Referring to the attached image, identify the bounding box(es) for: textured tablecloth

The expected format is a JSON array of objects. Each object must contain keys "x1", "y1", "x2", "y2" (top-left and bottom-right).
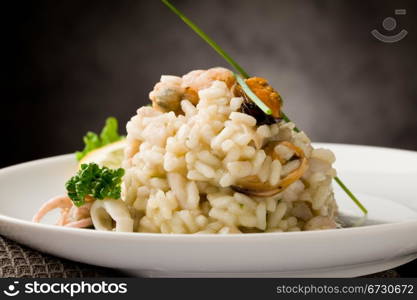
[
  {"x1": 0, "y1": 236, "x2": 121, "y2": 278},
  {"x1": 0, "y1": 235, "x2": 400, "y2": 278}
]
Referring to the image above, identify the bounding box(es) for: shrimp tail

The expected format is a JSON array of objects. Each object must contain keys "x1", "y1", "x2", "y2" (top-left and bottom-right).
[
  {"x1": 64, "y1": 217, "x2": 93, "y2": 228},
  {"x1": 32, "y1": 195, "x2": 73, "y2": 223}
]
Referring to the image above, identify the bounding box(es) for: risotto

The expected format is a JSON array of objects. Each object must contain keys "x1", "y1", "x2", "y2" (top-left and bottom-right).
[
  {"x1": 33, "y1": 67, "x2": 339, "y2": 234},
  {"x1": 33, "y1": 0, "x2": 365, "y2": 234},
  {"x1": 121, "y1": 67, "x2": 338, "y2": 234}
]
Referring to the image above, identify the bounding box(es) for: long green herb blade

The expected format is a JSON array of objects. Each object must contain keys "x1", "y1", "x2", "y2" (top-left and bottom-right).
[
  {"x1": 281, "y1": 112, "x2": 300, "y2": 133},
  {"x1": 161, "y1": 0, "x2": 367, "y2": 215},
  {"x1": 161, "y1": 0, "x2": 249, "y2": 78},
  {"x1": 235, "y1": 74, "x2": 272, "y2": 115},
  {"x1": 334, "y1": 176, "x2": 368, "y2": 214}
]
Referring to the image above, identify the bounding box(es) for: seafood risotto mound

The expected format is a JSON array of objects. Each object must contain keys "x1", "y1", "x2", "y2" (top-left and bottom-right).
[{"x1": 122, "y1": 68, "x2": 338, "y2": 234}]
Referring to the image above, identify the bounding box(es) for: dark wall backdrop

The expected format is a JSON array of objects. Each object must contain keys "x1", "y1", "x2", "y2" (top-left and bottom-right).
[{"x1": 5, "y1": 0, "x2": 417, "y2": 168}]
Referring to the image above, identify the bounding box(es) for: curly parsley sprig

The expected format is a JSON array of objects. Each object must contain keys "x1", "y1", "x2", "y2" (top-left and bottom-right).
[{"x1": 65, "y1": 163, "x2": 125, "y2": 207}]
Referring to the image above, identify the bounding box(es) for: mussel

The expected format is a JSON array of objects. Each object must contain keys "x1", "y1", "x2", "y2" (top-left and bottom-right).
[
  {"x1": 232, "y1": 141, "x2": 308, "y2": 197},
  {"x1": 234, "y1": 77, "x2": 283, "y2": 125}
]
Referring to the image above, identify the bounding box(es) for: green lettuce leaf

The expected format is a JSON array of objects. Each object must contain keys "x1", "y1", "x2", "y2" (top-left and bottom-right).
[{"x1": 75, "y1": 117, "x2": 123, "y2": 161}]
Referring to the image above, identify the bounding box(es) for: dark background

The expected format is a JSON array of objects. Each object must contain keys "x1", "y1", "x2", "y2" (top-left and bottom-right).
[
  {"x1": 5, "y1": 0, "x2": 417, "y2": 168},
  {"x1": 3, "y1": 0, "x2": 417, "y2": 276}
]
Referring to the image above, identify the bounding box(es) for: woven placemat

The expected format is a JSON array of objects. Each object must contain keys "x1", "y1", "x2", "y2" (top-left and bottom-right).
[
  {"x1": 0, "y1": 235, "x2": 399, "y2": 278},
  {"x1": 0, "y1": 236, "x2": 122, "y2": 278}
]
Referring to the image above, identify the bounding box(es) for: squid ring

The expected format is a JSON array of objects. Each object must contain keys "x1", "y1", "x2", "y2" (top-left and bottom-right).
[{"x1": 90, "y1": 198, "x2": 134, "y2": 232}]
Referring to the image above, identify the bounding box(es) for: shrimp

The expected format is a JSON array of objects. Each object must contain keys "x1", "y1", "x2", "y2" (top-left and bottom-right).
[
  {"x1": 33, "y1": 195, "x2": 94, "y2": 228},
  {"x1": 64, "y1": 217, "x2": 93, "y2": 228},
  {"x1": 149, "y1": 67, "x2": 235, "y2": 114},
  {"x1": 72, "y1": 201, "x2": 93, "y2": 220},
  {"x1": 182, "y1": 67, "x2": 235, "y2": 91},
  {"x1": 32, "y1": 195, "x2": 73, "y2": 224}
]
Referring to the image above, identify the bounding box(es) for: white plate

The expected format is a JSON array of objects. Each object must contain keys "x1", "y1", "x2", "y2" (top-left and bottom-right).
[{"x1": 1, "y1": 143, "x2": 417, "y2": 277}]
